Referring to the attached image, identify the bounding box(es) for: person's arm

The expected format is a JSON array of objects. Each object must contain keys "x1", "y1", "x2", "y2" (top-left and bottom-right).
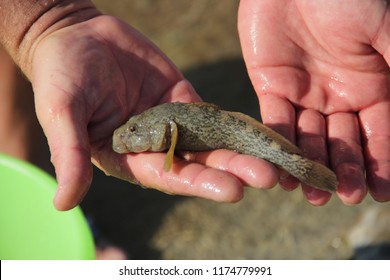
[{"x1": 0, "y1": 0, "x2": 98, "y2": 76}]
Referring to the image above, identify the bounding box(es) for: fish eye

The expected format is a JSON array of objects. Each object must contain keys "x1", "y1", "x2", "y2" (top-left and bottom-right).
[{"x1": 129, "y1": 125, "x2": 136, "y2": 133}]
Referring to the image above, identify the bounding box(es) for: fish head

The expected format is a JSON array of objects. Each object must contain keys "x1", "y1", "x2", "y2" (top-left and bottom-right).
[{"x1": 112, "y1": 116, "x2": 171, "y2": 154}]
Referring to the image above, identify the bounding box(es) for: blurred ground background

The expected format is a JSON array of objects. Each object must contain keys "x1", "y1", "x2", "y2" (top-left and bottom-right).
[{"x1": 80, "y1": 0, "x2": 390, "y2": 259}]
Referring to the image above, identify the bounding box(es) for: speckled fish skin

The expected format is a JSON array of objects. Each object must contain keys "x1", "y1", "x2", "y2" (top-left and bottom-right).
[{"x1": 113, "y1": 102, "x2": 338, "y2": 192}]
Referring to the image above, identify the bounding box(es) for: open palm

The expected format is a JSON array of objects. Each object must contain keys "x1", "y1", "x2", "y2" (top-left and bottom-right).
[{"x1": 239, "y1": 0, "x2": 390, "y2": 205}]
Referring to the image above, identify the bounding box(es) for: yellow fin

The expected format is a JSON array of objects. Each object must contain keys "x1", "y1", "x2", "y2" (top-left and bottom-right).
[
  {"x1": 226, "y1": 111, "x2": 302, "y2": 155},
  {"x1": 164, "y1": 120, "x2": 178, "y2": 171}
]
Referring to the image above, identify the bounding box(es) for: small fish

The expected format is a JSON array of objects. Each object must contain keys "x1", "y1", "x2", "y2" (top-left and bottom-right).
[{"x1": 112, "y1": 102, "x2": 337, "y2": 192}]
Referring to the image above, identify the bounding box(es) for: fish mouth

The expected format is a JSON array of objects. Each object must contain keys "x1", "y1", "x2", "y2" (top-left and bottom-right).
[
  {"x1": 112, "y1": 134, "x2": 152, "y2": 154},
  {"x1": 112, "y1": 134, "x2": 128, "y2": 154}
]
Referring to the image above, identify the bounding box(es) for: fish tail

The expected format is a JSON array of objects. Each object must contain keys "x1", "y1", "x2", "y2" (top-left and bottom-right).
[
  {"x1": 300, "y1": 159, "x2": 338, "y2": 192},
  {"x1": 276, "y1": 154, "x2": 338, "y2": 192}
]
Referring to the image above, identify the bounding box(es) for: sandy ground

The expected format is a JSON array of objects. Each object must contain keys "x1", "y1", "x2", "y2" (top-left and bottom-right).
[{"x1": 79, "y1": 0, "x2": 390, "y2": 259}]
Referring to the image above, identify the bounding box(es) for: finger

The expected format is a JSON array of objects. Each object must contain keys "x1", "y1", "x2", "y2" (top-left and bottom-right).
[
  {"x1": 259, "y1": 94, "x2": 300, "y2": 190},
  {"x1": 359, "y1": 102, "x2": 390, "y2": 201},
  {"x1": 35, "y1": 96, "x2": 93, "y2": 211},
  {"x1": 159, "y1": 79, "x2": 202, "y2": 104},
  {"x1": 327, "y1": 112, "x2": 367, "y2": 204},
  {"x1": 296, "y1": 109, "x2": 332, "y2": 206},
  {"x1": 93, "y1": 146, "x2": 245, "y2": 202},
  {"x1": 180, "y1": 149, "x2": 279, "y2": 189}
]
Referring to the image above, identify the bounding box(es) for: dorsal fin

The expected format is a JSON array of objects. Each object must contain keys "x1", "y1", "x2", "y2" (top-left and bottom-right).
[
  {"x1": 226, "y1": 111, "x2": 302, "y2": 155},
  {"x1": 190, "y1": 102, "x2": 221, "y2": 110}
]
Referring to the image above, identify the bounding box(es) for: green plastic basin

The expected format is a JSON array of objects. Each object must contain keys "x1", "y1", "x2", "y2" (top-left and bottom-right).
[{"x1": 0, "y1": 153, "x2": 95, "y2": 259}]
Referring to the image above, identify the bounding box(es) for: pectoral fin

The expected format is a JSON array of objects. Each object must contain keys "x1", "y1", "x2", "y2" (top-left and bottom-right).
[{"x1": 164, "y1": 120, "x2": 178, "y2": 171}]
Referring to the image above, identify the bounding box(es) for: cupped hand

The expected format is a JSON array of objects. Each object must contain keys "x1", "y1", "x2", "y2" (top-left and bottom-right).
[
  {"x1": 238, "y1": 0, "x2": 390, "y2": 205},
  {"x1": 29, "y1": 15, "x2": 279, "y2": 210}
]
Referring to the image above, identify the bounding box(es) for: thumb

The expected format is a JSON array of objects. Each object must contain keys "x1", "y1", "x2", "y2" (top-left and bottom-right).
[{"x1": 35, "y1": 90, "x2": 93, "y2": 211}]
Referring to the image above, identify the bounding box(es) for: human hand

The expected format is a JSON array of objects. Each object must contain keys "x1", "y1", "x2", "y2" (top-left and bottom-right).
[
  {"x1": 28, "y1": 14, "x2": 279, "y2": 210},
  {"x1": 238, "y1": 0, "x2": 390, "y2": 205}
]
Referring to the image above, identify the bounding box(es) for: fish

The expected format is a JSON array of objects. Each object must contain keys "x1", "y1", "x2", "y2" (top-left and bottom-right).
[{"x1": 112, "y1": 102, "x2": 338, "y2": 192}]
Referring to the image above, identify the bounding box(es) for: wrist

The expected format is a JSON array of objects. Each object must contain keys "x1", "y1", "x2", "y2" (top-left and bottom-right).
[{"x1": 0, "y1": 0, "x2": 100, "y2": 77}]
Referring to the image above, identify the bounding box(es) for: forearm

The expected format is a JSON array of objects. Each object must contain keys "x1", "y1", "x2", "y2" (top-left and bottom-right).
[{"x1": 0, "y1": 0, "x2": 99, "y2": 76}]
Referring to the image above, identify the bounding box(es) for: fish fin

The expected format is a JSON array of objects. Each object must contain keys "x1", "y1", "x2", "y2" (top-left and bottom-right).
[
  {"x1": 226, "y1": 111, "x2": 302, "y2": 155},
  {"x1": 305, "y1": 160, "x2": 338, "y2": 192},
  {"x1": 164, "y1": 120, "x2": 178, "y2": 172},
  {"x1": 191, "y1": 102, "x2": 222, "y2": 110}
]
